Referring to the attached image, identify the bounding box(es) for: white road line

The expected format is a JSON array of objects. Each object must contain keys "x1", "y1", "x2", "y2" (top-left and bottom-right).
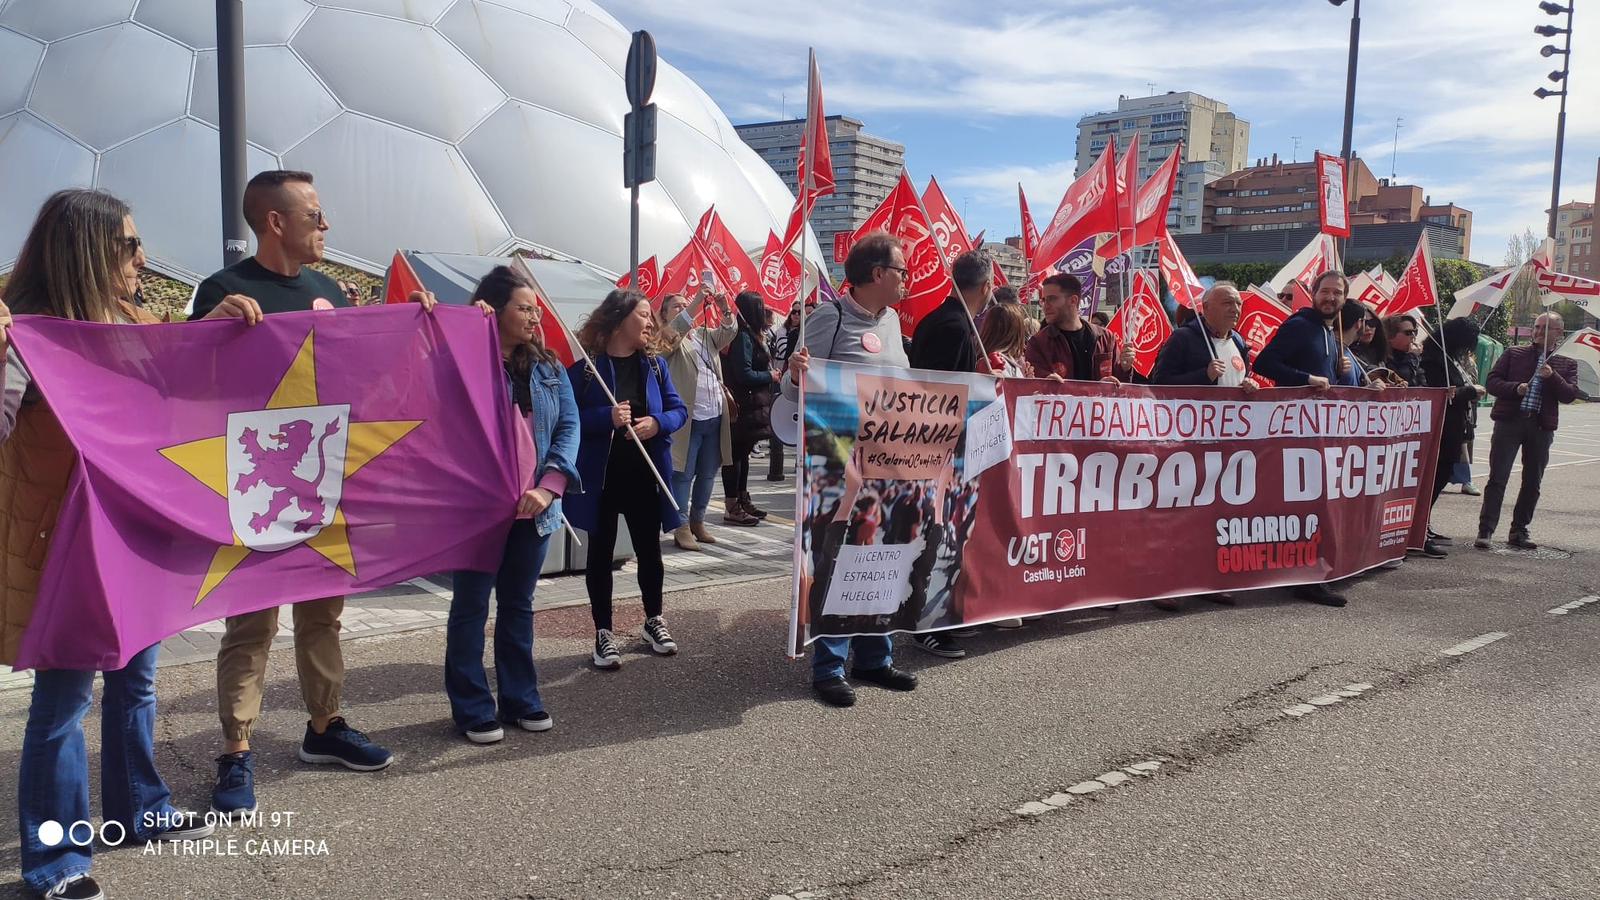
[
  {"x1": 1548, "y1": 595, "x2": 1600, "y2": 615},
  {"x1": 1439, "y1": 632, "x2": 1509, "y2": 656},
  {"x1": 1013, "y1": 760, "x2": 1164, "y2": 817},
  {"x1": 1281, "y1": 682, "x2": 1375, "y2": 718}
]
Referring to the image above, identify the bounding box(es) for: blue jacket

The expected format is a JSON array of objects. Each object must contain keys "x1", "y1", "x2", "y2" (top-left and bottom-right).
[
  {"x1": 524, "y1": 360, "x2": 582, "y2": 538},
  {"x1": 1254, "y1": 308, "x2": 1341, "y2": 387},
  {"x1": 566, "y1": 354, "x2": 688, "y2": 533},
  {"x1": 1151, "y1": 317, "x2": 1252, "y2": 386}
]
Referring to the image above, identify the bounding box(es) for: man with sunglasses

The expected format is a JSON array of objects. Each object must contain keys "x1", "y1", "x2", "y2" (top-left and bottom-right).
[{"x1": 189, "y1": 170, "x2": 388, "y2": 821}]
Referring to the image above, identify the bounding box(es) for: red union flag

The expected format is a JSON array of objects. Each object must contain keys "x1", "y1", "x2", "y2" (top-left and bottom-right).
[
  {"x1": 1158, "y1": 234, "x2": 1205, "y2": 309},
  {"x1": 382, "y1": 250, "x2": 425, "y2": 304},
  {"x1": 1033, "y1": 142, "x2": 1119, "y2": 274},
  {"x1": 1109, "y1": 133, "x2": 1141, "y2": 249},
  {"x1": 1105, "y1": 272, "x2": 1171, "y2": 377},
  {"x1": 921, "y1": 176, "x2": 978, "y2": 268},
  {"x1": 760, "y1": 230, "x2": 803, "y2": 310},
  {"x1": 510, "y1": 257, "x2": 579, "y2": 367},
  {"x1": 1240, "y1": 285, "x2": 1291, "y2": 362},
  {"x1": 614, "y1": 255, "x2": 660, "y2": 298},
  {"x1": 1377, "y1": 232, "x2": 1437, "y2": 317},
  {"x1": 795, "y1": 49, "x2": 835, "y2": 214},
  {"x1": 695, "y1": 207, "x2": 769, "y2": 305},
  {"x1": 1099, "y1": 142, "x2": 1182, "y2": 258},
  {"x1": 1316, "y1": 152, "x2": 1350, "y2": 238},
  {"x1": 833, "y1": 230, "x2": 852, "y2": 265},
  {"x1": 1270, "y1": 234, "x2": 1335, "y2": 295},
  {"x1": 850, "y1": 169, "x2": 953, "y2": 332},
  {"x1": 1347, "y1": 269, "x2": 1389, "y2": 309}
]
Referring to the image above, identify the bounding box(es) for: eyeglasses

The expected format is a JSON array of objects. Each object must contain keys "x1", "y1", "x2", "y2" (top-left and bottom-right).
[
  {"x1": 880, "y1": 264, "x2": 909, "y2": 276},
  {"x1": 121, "y1": 235, "x2": 143, "y2": 255},
  {"x1": 282, "y1": 209, "x2": 327, "y2": 227}
]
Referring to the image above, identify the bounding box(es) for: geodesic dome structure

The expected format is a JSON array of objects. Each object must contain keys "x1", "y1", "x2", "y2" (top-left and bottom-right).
[{"x1": 0, "y1": 0, "x2": 815, "y2": 282}]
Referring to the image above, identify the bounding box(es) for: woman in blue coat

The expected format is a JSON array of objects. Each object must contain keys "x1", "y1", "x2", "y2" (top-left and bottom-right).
[
  {"x1": 445, "y1": 266, "x2": 581, "y2": 744},
  {"x1": 567, "y1": 289, "x2": 688, "y2": 669}
]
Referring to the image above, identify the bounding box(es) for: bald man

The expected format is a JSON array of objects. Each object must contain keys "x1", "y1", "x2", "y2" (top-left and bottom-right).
[
  {"x1": 1151, "y1": 282, "x2": 1260, "y2": 392},
  {"x1": 1475, "y1": 312, "x2": 1580, "y2": 551}
]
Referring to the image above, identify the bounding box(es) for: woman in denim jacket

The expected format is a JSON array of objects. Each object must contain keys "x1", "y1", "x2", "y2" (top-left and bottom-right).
[{"x1": 445, "y1": 266, "x2": 580, "y2": 744}]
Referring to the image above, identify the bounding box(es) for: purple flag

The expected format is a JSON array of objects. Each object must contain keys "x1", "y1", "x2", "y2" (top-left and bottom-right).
[{"x1": 9, "y1": 305, "x2": 521, "y2": 670}]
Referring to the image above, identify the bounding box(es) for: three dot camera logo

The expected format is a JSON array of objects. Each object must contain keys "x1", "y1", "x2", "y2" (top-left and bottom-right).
[{"x1": 38, "y1": 810, "x2": 329, "y2": 858}]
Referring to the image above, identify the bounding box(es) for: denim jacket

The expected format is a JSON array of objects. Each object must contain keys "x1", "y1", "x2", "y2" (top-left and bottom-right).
[{"x1": 524, "y1": 360, "x2": 582, "y2": 537}]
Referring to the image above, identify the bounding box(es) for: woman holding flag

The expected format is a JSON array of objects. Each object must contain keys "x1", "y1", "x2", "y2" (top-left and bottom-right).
[
  {"x1": 443, "y1": 265, "x2": 580, "y2": 745},
  {"x1": 569, "y1": 290, "x2": 688, "y2": 669},
  {"x1": 2, "y1": 190, "x2": 221, "y2": 900}
]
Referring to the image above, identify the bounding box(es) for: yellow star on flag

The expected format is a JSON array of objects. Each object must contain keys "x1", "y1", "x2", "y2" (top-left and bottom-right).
[{"x1": 160, "y1": 330, "x2": 420, "y2": 606}]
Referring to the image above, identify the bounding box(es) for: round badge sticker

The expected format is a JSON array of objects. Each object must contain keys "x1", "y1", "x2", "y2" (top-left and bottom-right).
[
  {"x1": 861, "y1": 332, "x2": 882, "y2": 353},
  {"x1": 1232, "y1": 355, "x2": 1246, "y2": 372},
  {"x1": 312, "y1": 298, "x2": 334, "y2": 310}
]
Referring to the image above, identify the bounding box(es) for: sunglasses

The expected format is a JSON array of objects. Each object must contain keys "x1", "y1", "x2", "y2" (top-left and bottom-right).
[{"x1": 121, "y1": 235, "x2": 143, "y2": 254}]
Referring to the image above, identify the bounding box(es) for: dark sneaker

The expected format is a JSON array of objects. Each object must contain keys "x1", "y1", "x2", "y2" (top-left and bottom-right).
[
  {"x1": 812, "y1": 676, "x2": 856, "y2": 707},
  {"x1": 950, "y1": 627, "x2": 981, "y2": 638},
  {"x1": 43, "y1": 875, "x2": 102, "y2": 900},
  {"x1": 593, "y1": 629, "x2": 621, "y2": 669},
  {"x1": 152, "y1": 810, "x2": 216, "y2": 842},
  {"x1": 298, "y1": 717, "x2": 393, "y2": 771},
  {"x1": 464, "y1": 721, "x2": 504, "y2": 745},
  {"x1": 851, "y1": 665, "x2": 918, "y2": 691},
  {"x1": 211, "y1": 750, "x2": 256, "y2": 815},
  {"x1": 1292, "y1": 583, "x2": 1348, "y2": 607},
  {"x1": 1508, "y1": 534, "x2": 1538, "y2": 550},
  {"x1": 1410, "y1": 540, "x2": 1448, "y2": 559},
  {"x1": 722, "y1": 504, "x2": 759, "y2": 526},
  {"x1": 514, "y1": 711, "x2": 553, "y2": 732},
  {"x1": 1473, "y1": 536, "x2": 1491, "y2": 550},
  {"x1": 1151, "y1": 597, "x2": 1183, "y2": 612},
  {"x1": 1205, "y1": 592, "x2": 1237, "y2": 606},
  {"x1": 913, "y1": 633, "x2": 967, "y2": 659},
  {"x1": 642, "y1": 616, "x2": 678, "y2": 655},
  {"x1": 1426, "y1": 529, "x2": 1454, "y2": 546}
]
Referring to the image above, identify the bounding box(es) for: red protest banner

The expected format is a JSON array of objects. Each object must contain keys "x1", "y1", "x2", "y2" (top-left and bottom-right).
[
  {"x1": 1239, "y1": 286, "x2": 1291, "y2": 361},
  {"x1": 791, "y1": 360, "x2": 1445, "y2": 645},
  {"x1": 833, "y1": 230, "x2": 852, "y2": 266},
  {"x1": 1105, "y1": 271, "x2": 1170, "y2": 377},
  {"x1": 922, "y1": 176, "x2": 978, "y2": 268}
]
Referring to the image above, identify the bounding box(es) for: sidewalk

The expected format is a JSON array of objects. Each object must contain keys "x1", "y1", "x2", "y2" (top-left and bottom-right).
[{"x1": 0, "y1": 477, "x2": 797, "y2": 691}]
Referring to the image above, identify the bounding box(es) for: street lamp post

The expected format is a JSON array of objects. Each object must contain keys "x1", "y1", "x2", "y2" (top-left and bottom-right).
[
  {"x1": 1330, "y1": 0, "x2": 1360, "y2": 260},
  {"x1": 1537, "y1": 1, "x2": 1576, "y2": 239}
]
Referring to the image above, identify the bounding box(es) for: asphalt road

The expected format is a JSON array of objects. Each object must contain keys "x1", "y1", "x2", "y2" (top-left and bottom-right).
[{"x1": 1, "y1": 406, "x2": 1598, "y2": 900}]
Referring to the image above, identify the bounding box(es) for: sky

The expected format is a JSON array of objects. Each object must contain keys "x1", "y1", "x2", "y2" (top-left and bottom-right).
[{"x1": 604, "y1": 0, "x2": 1599, "y2": 265}]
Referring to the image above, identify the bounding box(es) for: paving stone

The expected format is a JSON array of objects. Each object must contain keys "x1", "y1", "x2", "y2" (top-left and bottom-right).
[
  {"x1": 1066, "y1": 781, "x2": 1104, "y2": 795},
  {"x1": 1096, "y1": 771, "x2": 1130, "y2": 787}
]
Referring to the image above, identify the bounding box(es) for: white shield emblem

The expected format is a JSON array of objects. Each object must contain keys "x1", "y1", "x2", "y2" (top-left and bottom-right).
[{"x1": 225, "y1": 405, "x2": 351, "y2": 551}]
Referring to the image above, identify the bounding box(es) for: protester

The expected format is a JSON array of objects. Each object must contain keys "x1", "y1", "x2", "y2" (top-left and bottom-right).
[
  {"x1": 1253, "y1": 270, "x2": 1359, "y2": 606},
  {"x1": 3, "y1": 189, "x2": 216, "y2": 900},
  {"x1": 1148, "y1": 282, "x2": 1257, "y2": 611},
  {"x1": 190, "y1": 170, "x2": 392, "y2": 818},
  {"x1": 1351, "y1": 307, "x2": 1387, "y2": 370},
  {"x1": 441, "y1": 266, "x2": 579, "y2": 744},
  {"x1": 993, "y1": 285, "x2": 1019, "y2": 306},
  {"x1": 1089, "y1": 310, "x2": 1111, "y2": 328},
  {"x1": 1450, "y1": 343, "x2": 1484, "y2": 495},
  {"x1": 1336, "y1": 299, "x2": 1383, "y2": 387},
  {"x1": 783, "y1": 231, "x2": 920, "y2": 707},
  {"x1": 722, "y1": 291, "x2": 777, "y2": 526},
  {"x1": 1026, "y1": 274, "x2": 1133, "y2": 383},
  {"x1": 657, "y1": 288, "x2": 736, "y2": 547},
  {"x1": 767, "y1": 303, "x2": 804, "y2": 481},
  {"x1": 1416, "y1": 317, "x2": 1485, "y2": 557},
  {"x1": 1382, "y1": 315, "x2": 1426, "y2": 387},
  {"x1": 1475, "y1": 312, "x2": 1579, "y2": 551},
  {"x1": 1023, "y1": 314, "x2": 1041, "y2": 340},
  {"x1": 979, "y1": 301, "x2": 1033, "y2": 377},
  {"x1": 568, "y1": 290, "x2": 689, "y2": 668},
  {"x1": 906, "y1": 250, "x2": 1000, "y2": 656}
]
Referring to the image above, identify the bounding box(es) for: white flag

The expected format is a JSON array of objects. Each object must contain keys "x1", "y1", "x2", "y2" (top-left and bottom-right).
[{"x1": 1447, "y1": 264, "x2": 1523, "y2": 319}]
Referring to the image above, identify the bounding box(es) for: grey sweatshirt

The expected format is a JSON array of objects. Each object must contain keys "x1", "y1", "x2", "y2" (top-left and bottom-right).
[{"x1": 781, "y1": 292, "x2": 908, "y2": 399}]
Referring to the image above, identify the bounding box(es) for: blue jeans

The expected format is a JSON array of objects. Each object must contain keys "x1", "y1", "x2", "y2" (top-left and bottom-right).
[
  {"x1": 446, "y1": 519, "x2": 552, "y2": 731},
  {"x1": 19, "y1": 643, "x2": 178, "y2": 893},
  {"x1": 811, "y1": 635, "x2": 893, "y2": 682},
  {"x1": 672, "y1": 415, "x2": 722, "y2": 522}
]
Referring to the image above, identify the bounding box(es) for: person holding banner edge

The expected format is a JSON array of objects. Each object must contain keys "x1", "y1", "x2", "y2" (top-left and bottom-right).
[
  {"x1": 784, "y1": 231, "x2": 921, "y2": 708},
  {"x1": 568, "y1": 290, "x2": 689, "y2": 669},
  {"x1": 1025, "y1": 274, "x2": 1133, "y2": 384}
]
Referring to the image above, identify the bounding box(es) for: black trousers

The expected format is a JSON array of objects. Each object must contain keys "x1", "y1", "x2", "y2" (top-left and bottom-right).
[
  {"x1": 1477, "y1": 414, "x2": 1555, "y2": 540},
  {"x1": 585, "y1": 466, "x2": 665, "y2": 631}
]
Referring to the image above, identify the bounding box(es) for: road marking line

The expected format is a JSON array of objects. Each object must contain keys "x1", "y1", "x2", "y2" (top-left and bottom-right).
[
  {"x1": 1014, "y1": 760, "x2": 1164, "y2": 817},
  {"x1": 1548, "y1": 595, "x2": 1600, "y2": 615},
  {"x1": 1439, "y1": 632, "x2": 1509, "y2": 656}
]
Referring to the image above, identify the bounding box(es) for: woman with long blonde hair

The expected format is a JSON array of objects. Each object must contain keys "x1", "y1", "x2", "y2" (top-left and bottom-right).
[
  {"x1": 978, "y1": 301, "x2": 1034, "y2": 377},
  {"x1": 655, "y1": 287, "x2": 738, "y2": 547}
]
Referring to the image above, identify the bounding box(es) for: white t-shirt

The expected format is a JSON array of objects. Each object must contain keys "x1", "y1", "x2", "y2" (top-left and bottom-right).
[
  {"x1": 688, "y1": 333, "x2": 722, "y2": 421},
  {"x1": 1211, "y1": 335, "x2": 1247, "y2": 388}
]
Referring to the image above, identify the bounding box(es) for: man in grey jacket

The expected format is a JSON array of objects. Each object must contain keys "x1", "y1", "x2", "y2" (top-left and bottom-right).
[{"x1": 784, "y1": 231, "x2": 921, "y2": 708}]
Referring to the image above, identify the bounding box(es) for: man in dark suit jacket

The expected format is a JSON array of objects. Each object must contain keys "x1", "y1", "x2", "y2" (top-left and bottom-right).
[{"x1": 1151, "y1": 282, "x2": 1261, "y2": 393}]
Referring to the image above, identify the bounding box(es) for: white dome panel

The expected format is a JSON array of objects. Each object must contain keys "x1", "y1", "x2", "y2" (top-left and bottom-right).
[
  {"x1": 652, "y1": 62, "x2": 729, "y2": 146},
  {"x1": 462, "y1": 101, "x2": 687, "y2": 268},
  {"x1": 0, "y1": 28, "x2": 44, "y2": 116},
  {"x1": 30, "y1": 24, "x2": 191, "y2": 150},
  {"x1": 310, "y1": 0, "x2": 455, "y2": 24},
  {"x1": 135, "y1": 0, "x2": 315, "y2": 50},
  {"x1": 97, "y1": 118, "x2": 278, "y2": 280},
  {"x1": 469, "y1": 0, "x2": 569, "y2": 25},
  {"x1": 563, "y1": 5, "x2": 627, "y2": 77},
  {"x1": 292, "y1": 8, "x2": 504, "y2": 142},
  {"x1": 191, "y1": 46, "x2": 341, "y2": 153},
  {"x1": 0, "y1": 113, "x2": 96, "y2": 269},
  {"x1": 0, "y1": 0, "x2": 134, "y2": 42},
  {"x1": 652, "y1": 112, "x2": 779, "y2": 252},
  {"x1": 284, "y1": 112, "x2": 511, "y2": 262},
  {"x1": 438, "y1": 0, "x2": 621, "y2": 135}
]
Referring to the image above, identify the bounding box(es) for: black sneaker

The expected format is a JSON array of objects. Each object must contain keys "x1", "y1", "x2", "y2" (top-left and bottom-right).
[
  {"x1": 43, "y1": 875, "x2": 102, "y2": 900},
  {"x1": 1426, "y1": 529, "x2": 1454, "y2": 547},
  {"x1": 1508, "y1": 534, "x2": 1538, "y2": 550},
  {"x1": 593, "y1": 629, "x2": 621, "y2": 669},
  {"x1": 464, "y1": 721, "x2": 504, "y2": 744},
  {"x1": 152, "y1": 809, "x2": 216, "y2": 842},
  {"x1": 298, "y1": 717, "x2": 394, "y2": 771},
  {"x1": 1410, "y1": 540, "x2": 1448, "y2": 559},
  {"x1": 913, "y1": 633, "x2": 966, "y2": 659},
  {"x1": 513, "y1": 711, "x2": 553, "y2": 732},
  {"x1": 642, "y1": 616, "x2": 678, "y2": 655},
  {"x1": 851, "y1": 665, "x2": 918, "y2": 691},
  {"x1": 210, "y1": 750, "x2": 256, "y2": 815},
  {"x1": 1292, "y1": 583, "x2": 1348, "y2": 607},
  {"x1": 1473, "y1": 535, "x2": 1492, "y2": 550},
  {"x1": 812, "y1": 676, "x2": 856, "y2": 707},
  {"x1": 1205, "y1": 592, "x2": 1237, "y2": 606}
]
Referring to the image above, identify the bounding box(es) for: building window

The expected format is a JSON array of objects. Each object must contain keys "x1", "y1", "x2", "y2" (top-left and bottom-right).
[{"x1": 1185, "y1": 216, "x2": 1197, "y2": 227}]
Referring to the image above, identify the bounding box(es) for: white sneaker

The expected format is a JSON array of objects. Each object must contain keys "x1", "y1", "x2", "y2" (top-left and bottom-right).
[
  {"x1": 593, "y1": 629, "x2": 621, "y2": 668},
  {"x1": 993, "y1": 618, "x2": 1025, "y2": 629},
  {"x1": 465, "y1": 723, "x2": 504, "y2": 744}
]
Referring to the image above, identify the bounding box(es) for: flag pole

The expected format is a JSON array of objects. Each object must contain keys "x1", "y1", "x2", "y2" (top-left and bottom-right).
[{"x1": 786, "y1": 47, "x2": 820, "y2": 659}]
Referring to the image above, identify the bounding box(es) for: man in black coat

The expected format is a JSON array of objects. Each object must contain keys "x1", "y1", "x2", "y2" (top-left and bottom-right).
[{"x1": 1151, "y1": 282, "x2": 1261, "y2": 393}]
